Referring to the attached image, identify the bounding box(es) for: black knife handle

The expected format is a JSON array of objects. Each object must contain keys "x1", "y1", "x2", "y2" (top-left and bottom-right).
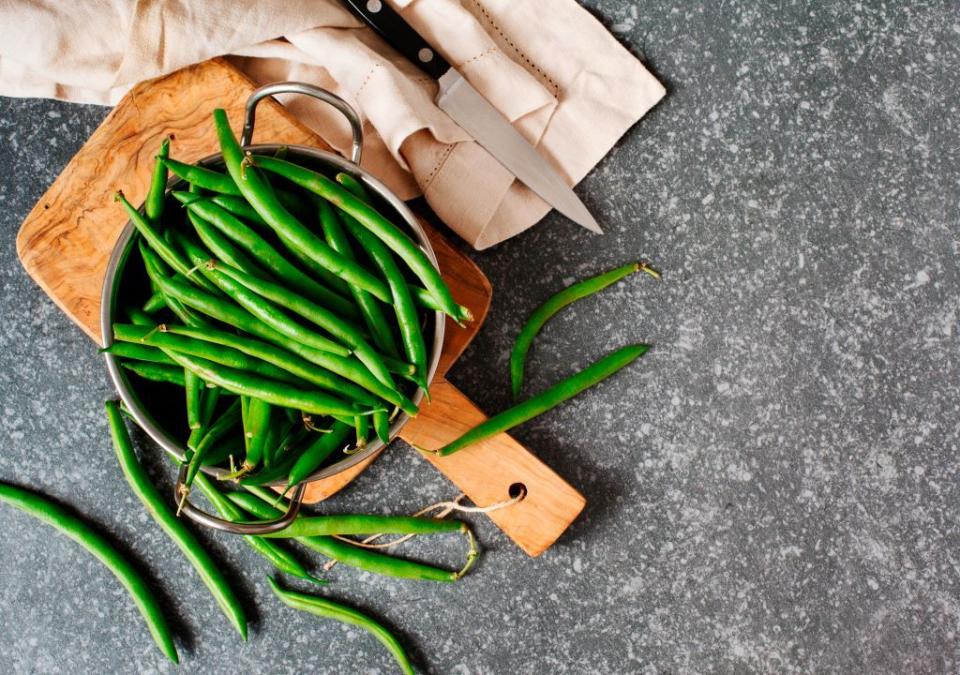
[{"x1": 341, "y1": 0, "x2": 451, "y2": 80}]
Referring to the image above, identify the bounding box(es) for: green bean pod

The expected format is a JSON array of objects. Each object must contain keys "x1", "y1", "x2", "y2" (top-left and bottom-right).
[
  {"x1": 285, "y1": 421, "x2": 353, "y2": 487},
  {"x1": 509, "y1": 261, "x2": 659, "y2": 400},
  {"x1": 192, "y1": 473, "x2": 323, "y2": 585},
  {"x1": 163, "y1": 158, "x2": 242, "y2": 195},
  {"x1": 121, "y1": 360, "x2": 186, "y2": 386},
  {"x1": 259, "y1": 513, "x2": 464, "y2": 538},
  {"x1": 0, "y1": 481, "x2": 179, "y2": 663},
  {"x1": 231, "y1": 489, "x2": 459, "y2": 582},
  {"x1": 268, "y1": 577, "x2": 414, "y2": 675},
  {"x1": 186, "y1": 398, "x2": 242, "y2": 485},
  {"x1": 105, "y1": 401, "x2": 248, "y2": 640},
  {"x1": 242, "y1": 397, "x2": 273, "y2": 472},
  {"x1": 144, "y1": 137, "x2": 170, "y2": 224},
  {"x1": 102, "y1": 341, "x2": 176, "y2": 365},
  {"x1": 185, "y1": 369, "x2": 203, "y2": 431},
  {"x1": 142, "y1": 291, "x2": 167, "y2": 313},
  {"x1": 435, "y1": 343, "x2": 651, "y2": 456},
  {"x1": 187, "y1": 209, "x2": 271, "y2": 279}
]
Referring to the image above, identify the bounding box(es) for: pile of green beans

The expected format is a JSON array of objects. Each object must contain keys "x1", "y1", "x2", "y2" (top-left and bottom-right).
[{"x1": 108, "y1": 115, "x2": 465, "y2": 490}]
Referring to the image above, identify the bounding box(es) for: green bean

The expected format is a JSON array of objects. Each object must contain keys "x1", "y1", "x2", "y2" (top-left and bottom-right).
[
  {"x1": 151, "y1": 278, "x2": 417, "y2": 415},
  {"x1": 211, "y1": 260, "x2": 396, "y2": 388},
  {"x1": 165, "y1": 350, "x2": 375, "y2": 418},
  {"x1": 285, "y1": 421, "x2": 353, "y2": 486},
  {"x1": 242, "y1": 397, "x2": 273, "y2": 473},
  {"x1": 268, "y1": 577, "x2": 414, "y2": 675},
  {"x1": 510, "y1": 262, "x2": 659, "y2": 400},
  {"x1": 121, "y1": 360, "x2": 185, "y2": 386},
  {"x1": 128, "y1": 306, "x2": 155, "y2": 326},
  {"x1": 113, "y1": 324, "x2": 306, "y2": 386},
  {"x1": 212, "y1": 109, "x2": 394, "y2": 302},
  {"x1": 145, "y1": 137, "x2": 170, "y2": 224},
  {"x1": 192, "y1": 386, "x2": 224, "y2": 451},
  {"x1": 0, "y1": 482, "x2": 179, "y2": 663},
  {"x1": 250, "y1": 158, "x2": 460, "y2": 321},
  {"x1": 187, "y1": 209, "x2": 271, "y2": 278},
  {"x1": 433, "y1": 344, "x2": 651, "y2": 456},
  {"x1": 335, "y1": 176, "x2": 428, "y2": 393},
  {"x1": 186, "y1": 398, "x2": 242, "y2": 485},
  {"x1": 174, "y1": 193, "x2": 360, "y2": 320},
  {"x1": 142, "y1": 291, "x2": 167, "y2": 313},
  {"x1": 372, "y1": 409, "x2": 390, "y2": 444},
  {"x1": 233, "y1": 490, "x2": 462, "y2": 582},
  {"x1": 209, "y1": 194, "x2": 266, "y2": 224},
  {"x1": 185, "y1": 369, "x2": 203, "y2": 431},
  {"x1": 259, "y1": 513, "x2": 464, "y2": 538},
  {"x1": 266, "y1": 423, "x2": 307, "y2": 468},
  {"x1": 116, "y1": 191, "x2": 218, "y2": 293},
  {"x1": 175, "y1": 232, "x2": 351, "y2": 357},
  {"x1": 163, "y1": 158, "x2": 242, "y2": 195},
  {"x1": 101, "y1": 341, "x2": 176, "y2": 365},
  {"x1": 317, "y1": 197, "x2": 400, "y2": 359},
  {"x1": 105, "y1": 400, "x2": 248, "y2": 640},
  {"x1": 192, "y1": 473, "x2": 323, "y2": 585}
]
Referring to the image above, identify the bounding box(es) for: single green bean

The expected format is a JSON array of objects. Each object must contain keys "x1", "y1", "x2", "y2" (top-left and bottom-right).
[
  {"x1": 185, "y1": 369, "x2": 203, "y2": 431},
  {"x1": 372, "y1": 409, "x2": 390, "y2": 444},
  {"x1": 209, "y1": 193, "x2": 266, "y2": 224},
  {"x1": 212, "y1": 110, "x2": 394, "y2": 303},
  {"x1": 241, "y1": 397, "x2": 273, "y2": 473},
  {"x1": 116, "y1": 191, "x2": 217, "y2": 293},
  {"x1": 285, "y1": 421, "x2": 353, "y2": 486},
  {"x1": 317, "y1": 197, "x2": 400, "y2": 359},
  {"x1": 259, "y1": 513, "x2": 464, "y2": 538},
  {"x1": 0, "y1": 481, "x2": 179, "y2": 663},
  {"x1": 142, "y1": 291, "x2": 167, "y2": 313},
  {"x1": 192, "y1": 473, "x2": 323, "y2": 585},
  {"x1": 268, "y1": 577, "x2": 415, "y2": 675},
  {"x1": 105, "y1": 400, "x2": 247, "y2": 640},
  {"x1": 163, "y1": 158, "x2": 242, "y2": 195},
  {"x1": 232, "y1": 490, "x2": 459, "y2": 582},
  {"x1": 433, "y1": 344, "x2": 651, "y2": 456},
  {"x1": 139, "y1": 241, "x2": 211, "y2": 328},
  {"x1": 101, "y1": 341, "x2": 176, "y2": 365},
  {"x1": 144, "y1": 137, "x2": 170, "y2": 224},
  {"x1": 121, "y1": 360, "x2": 185, "y2": 386},
  {"x1": 211, "y1": 260, "x2": 396, "y2": 388},
  {"x1": 509, "y1": 262, "x2": 659, "y2": 400}
]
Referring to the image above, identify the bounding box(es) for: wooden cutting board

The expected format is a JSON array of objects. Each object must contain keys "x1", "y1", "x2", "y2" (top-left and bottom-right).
[{"x1": 16, "y1": 58, "x2": 584, "y2": 557}]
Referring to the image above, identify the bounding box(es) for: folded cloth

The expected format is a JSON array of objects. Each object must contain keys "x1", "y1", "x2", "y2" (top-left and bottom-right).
[{"x1": 0, "y1": 0, "x2": 664, "y2": 249}]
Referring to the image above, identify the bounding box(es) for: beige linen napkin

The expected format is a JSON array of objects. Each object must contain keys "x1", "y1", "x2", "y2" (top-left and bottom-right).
[{"x1": 0, "y1": 0, "x2": 663, "y2": 249}]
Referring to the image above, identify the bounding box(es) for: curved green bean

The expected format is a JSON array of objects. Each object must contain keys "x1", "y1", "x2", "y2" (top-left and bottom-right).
[
  {"x1": 144, "y1": 137, "x2": 170, "y2": 224},
  {"x1": 510, "y1": 262, "x2": 659, "y2": 400},
  {"x1": 433, "y1": 343, "x2": 651, "y2": 456},
  {"x1": 268, "y1": 577, "x2": 414, "y2": 675},
  {"x1": 0, "y1": 481, "x2": 179, "y2": 663},
  {"x1": 260, "y1": 513, "x2": 464, "y2": 538},
  {"x1": 105, "y1": 400, "x2": 248, "y2": 640},
  {"x1": 121, "y1": 360, "x2": 185, "y2": 386}
]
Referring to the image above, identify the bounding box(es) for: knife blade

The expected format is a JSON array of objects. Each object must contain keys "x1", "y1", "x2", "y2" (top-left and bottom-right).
[{"x1": 340, "y1": 0, "x2": 602, "y2": 234}]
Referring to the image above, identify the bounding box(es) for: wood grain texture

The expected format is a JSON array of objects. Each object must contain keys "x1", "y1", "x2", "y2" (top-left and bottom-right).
[{"x1": 16, "y1": 57, "x2": 584, "y2": 555}]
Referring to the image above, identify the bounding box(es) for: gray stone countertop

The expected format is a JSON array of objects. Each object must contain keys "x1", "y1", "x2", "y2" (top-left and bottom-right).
[{"x1": 1, "y1": 1, "x2": 959, "y2": 673}]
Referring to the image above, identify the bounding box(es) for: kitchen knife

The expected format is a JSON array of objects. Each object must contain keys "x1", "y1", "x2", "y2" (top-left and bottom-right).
[{"x1": 341, "y1": 0, "x2": 602, "y2": 234}]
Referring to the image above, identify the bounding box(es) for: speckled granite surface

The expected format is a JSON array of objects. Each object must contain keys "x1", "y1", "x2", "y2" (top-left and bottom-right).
[{"x1": 1, "y1": 1, "x2": 959, "y2": 673}]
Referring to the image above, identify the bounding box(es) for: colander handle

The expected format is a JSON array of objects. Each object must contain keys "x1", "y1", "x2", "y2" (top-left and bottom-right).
[
  {"x1": 241, "y1": 82, "x2": 364, "y2": 164},
  {"x1": 174, "y1": 464, "x2": 307, "y2": 535}
]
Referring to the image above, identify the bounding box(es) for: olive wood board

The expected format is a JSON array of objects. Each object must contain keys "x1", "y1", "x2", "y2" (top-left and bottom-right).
[{"x1": 15, "y1": 57, "x2": 585, "y2": 557}]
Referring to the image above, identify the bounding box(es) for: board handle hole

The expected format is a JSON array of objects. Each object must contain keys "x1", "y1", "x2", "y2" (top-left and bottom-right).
[{"x1": 508, "y1": 482, "x2": 527, "y2": 501}]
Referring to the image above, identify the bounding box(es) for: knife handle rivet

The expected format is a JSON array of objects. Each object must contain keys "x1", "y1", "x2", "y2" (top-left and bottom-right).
[
  {"x1": 418, "y1": 47, "x2": 434, "y2": 63},
  {"x1": 366, "y1": 0, "x2": 382, "y2": 12}
]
